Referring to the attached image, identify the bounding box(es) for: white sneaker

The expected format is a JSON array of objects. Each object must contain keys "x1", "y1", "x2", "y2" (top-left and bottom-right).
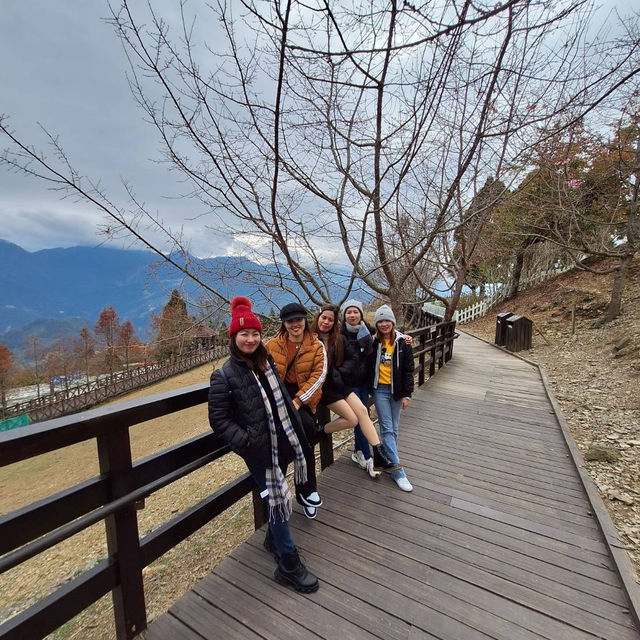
[
  {"x1": 351, "y1": 450, "x2": 367, "y2": 469},
  {"x1": 366, "y1": 458, "x2": 381, "y2": 479},
  {"x1": 394, "y1": 476, "x2": 413, "y2": 492},
  {"x1": 299, "y1": 491, "x2": 322, "y2": 507}
]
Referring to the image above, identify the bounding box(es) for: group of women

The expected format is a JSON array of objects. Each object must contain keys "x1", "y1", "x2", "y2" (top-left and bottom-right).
[{"x1": 208, "y1": 296, "x2": 414, "y2": 594}]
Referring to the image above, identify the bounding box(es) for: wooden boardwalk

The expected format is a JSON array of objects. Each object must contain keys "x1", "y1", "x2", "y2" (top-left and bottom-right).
[{"x1": 145, "y1": 331, "x2": 640, "y2": 640}]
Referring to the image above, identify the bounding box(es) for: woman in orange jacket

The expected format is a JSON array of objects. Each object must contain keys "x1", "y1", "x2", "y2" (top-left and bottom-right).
[{"x1": 266, "y1": 302, "x2": 327, "y2": 518}]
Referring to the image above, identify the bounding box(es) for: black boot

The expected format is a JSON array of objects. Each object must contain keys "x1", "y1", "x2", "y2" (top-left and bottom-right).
[
  {"x1": 373, "y1": 443, "x2": 401, "y2": 471},
  {"x1": 263, "y1": 530, "x2": 278, "y2": 559},
  {"x1": 274, "y1": 549, "x2": 319, "y2": 593}
]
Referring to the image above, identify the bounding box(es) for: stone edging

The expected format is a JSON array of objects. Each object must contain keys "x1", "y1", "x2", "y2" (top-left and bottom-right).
[{"x1": 458, "y1": 328, "x2": 640, "y2": 631}]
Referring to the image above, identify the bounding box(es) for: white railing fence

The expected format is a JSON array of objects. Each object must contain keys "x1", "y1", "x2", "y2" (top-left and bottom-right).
[{"x1": 423, "y1": 263, "x2": 575, "y2": 325}]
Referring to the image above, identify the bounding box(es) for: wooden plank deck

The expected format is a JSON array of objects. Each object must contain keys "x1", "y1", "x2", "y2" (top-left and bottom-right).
[{"x1": 144, "y1": 331, "x2": 640, "y2": 640}]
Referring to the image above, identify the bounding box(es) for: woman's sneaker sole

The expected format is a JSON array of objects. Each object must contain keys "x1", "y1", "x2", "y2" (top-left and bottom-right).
[{"x1": 302, "y1": 505, "x2": 317, "y2": 519}]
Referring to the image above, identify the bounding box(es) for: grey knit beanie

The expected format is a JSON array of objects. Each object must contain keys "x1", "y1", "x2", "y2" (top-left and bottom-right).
[
  {"x1": 374, "y1": 304, "x2": 396, "y2": 325},
  {"x1": 342, "y1": 299, "x2": 364, "y2": 321}
]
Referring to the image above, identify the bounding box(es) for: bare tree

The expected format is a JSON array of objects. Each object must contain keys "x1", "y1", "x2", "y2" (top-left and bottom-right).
[
  {"x1": 95, "y1": 306, "x2": 121, "y2": 374},
  {"x1": 74, "y1": 327, "x2": 96, "y2": 385},
  {"x1": 117, "y1": 319, "x2": 139, "y2": 369},
  {"x1": 105, "y1": 0, "x2": 640, "y2": 317},
  {"x1": 44, "y1": 338, "x2": 76, "y2": 394},
  {"x1": 2, "y1": 1, "x2": 638, "y2": 318},
  {"x1": 24, "y1": 335, "x2": 43, "y2": 399}
]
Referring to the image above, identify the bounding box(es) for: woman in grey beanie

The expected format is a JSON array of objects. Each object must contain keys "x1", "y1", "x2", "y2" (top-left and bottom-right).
[
  {"x1": 340, "y1": 299, "x2": 378, "y2": 477},
  {"x1": 369, "y1": 304, "x2": 415, "y2": 491}
]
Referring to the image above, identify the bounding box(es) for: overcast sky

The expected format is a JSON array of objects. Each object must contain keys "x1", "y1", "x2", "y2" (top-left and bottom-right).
[
  {"x1": 1, "y1": 1, "x2": 637, "y2": 258},
  {"x1": 0, "y1": 1, "x2": 232, "y2": 257}
]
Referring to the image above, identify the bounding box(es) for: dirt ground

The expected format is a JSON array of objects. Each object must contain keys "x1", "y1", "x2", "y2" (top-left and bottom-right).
[{"x1": 463, "y1": 257, "x2": 640, "y2": 584}]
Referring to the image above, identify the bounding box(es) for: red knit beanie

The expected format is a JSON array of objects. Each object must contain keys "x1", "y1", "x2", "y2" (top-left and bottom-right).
[{"x1": 228, "y1": 296, "x2": 263, "y2": 337}]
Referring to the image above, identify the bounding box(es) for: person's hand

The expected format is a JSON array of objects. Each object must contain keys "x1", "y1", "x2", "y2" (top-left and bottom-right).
[
  {"x1": 405, "y1": 335, "x2": 413, "y2": 346},
  {"x1": 401, "y1": 397, "x2": 411, "y2": 410},
  {"x1": 293, "y1": 398, "x2": 301, "y2": 410}
]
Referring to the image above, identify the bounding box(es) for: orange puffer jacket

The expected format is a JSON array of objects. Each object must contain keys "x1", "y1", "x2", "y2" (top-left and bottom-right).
[{"x1": 266, "y1": 331, "x2": 327, "y2": 413}]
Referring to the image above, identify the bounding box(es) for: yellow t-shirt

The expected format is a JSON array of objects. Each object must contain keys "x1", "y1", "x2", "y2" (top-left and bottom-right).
[{"x1": 378, "y1": 338, "x2": 394, "y2": 385}]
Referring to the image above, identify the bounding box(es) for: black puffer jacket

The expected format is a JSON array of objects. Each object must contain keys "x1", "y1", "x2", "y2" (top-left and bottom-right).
[
  {"x1": 208, "y1": 354, "x2": 306, "y2": 469},
  {"x1": 322, "y1": 334, "x2": 355, "y2": 392},
  {"x1": 369, "y1": 334, "x2": 415, "y2": 401},
  {"x1": 340, "y1": 322, "x2": 374, "y2": 388}
]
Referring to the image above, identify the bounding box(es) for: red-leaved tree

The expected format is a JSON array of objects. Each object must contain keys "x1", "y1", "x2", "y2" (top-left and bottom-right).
[{"x1": 0, "y1": 344, "x2": 14, "y2": 415}]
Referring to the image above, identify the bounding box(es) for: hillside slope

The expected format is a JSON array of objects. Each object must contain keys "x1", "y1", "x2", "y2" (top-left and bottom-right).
[{"x1": 464, "y1": 258, "x2": 640, "y2": 581}]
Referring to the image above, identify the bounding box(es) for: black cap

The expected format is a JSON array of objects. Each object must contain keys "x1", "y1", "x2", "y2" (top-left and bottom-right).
[{"x1": 280, "y1": 302, "x2": 307, "y2": 322}]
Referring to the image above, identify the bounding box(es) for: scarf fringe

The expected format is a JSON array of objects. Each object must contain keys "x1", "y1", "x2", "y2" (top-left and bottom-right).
[{"x1": 254, "y1": 366, "x2": 307, "y2": 521}]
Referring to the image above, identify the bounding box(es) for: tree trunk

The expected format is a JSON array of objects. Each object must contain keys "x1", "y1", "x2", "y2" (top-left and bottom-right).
[
  {"x1": 505, "y1": 248, "x2": 525, "y2": 300},
  {"x1": 444, "y1": 274, "x2": 466, "y2": 322},
  {"x1": 604, "y1": 253, "x2": 632, "y2": 322}
]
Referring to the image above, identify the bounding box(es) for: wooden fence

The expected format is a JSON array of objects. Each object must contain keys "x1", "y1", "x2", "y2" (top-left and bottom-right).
[
  {"x1": 2, "y1": 342, "x2": 228, "y2": 424},
  {"x1": 0, "y1": 321, "x2": 457, "y2": 640}
]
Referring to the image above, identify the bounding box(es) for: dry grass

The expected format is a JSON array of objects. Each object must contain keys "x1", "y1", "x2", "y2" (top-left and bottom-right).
[{"x1": 0, "y1": 357, "x2": 349, "y2": 639}]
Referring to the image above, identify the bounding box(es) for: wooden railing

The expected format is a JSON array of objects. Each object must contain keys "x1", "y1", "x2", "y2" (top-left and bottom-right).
[{"x1": 0, "y1": 321, "x2": 457, "y2": 640}]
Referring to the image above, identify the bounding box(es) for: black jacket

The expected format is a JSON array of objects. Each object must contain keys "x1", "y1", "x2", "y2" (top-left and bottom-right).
[
  {"x1": 208, "y1": 354, "x2": 306, "y2": 469},
  {"x1": 340, "y1": 322, "x2": 374, "y2": 388},
  {"x1": 323, "y1": 334, "x2": 356, "y2": 392},
  {"x1": 369, "y1": 334, "x2": 415, "y2": 401}
]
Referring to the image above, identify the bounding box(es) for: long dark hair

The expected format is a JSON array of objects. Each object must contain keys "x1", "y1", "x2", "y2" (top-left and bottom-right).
[
  {"x1": 310, "y1": 305, "x2": 344, "y2": 368},
  {"x1": 229, "y1": 337, "x2": 269, "y2": 372}
]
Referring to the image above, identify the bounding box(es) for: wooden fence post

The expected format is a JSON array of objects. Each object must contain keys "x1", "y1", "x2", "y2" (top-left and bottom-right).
[
  {"x1": 445, "y1": 322, "x2": 455, "y2": 362},
  {"x1": 96, "y1": 428, "x2": 147, "y2": 639},
  {"x1": 418, "y1": 330, "x2": 426, "y2": 387},
  {"x1": 429, "y1": 326, "x2": 437, "y2": 378},
  {"x1": 252, "y1": 489, "x2": 266, "y2": 529}
]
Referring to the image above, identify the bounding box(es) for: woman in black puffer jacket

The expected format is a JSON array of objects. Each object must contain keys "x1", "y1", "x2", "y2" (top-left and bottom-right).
[
  {"x1": 208, "y1": 296, "x2": 318, "y2": 593},
  {"x1": 340, "y1": 299, "x2": 377, "y2": 476}
]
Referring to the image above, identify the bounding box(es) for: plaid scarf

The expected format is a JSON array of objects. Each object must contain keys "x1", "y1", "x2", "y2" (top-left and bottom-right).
[{"x1": 253, "y1": 364, "x2": 307, "y2": 522}]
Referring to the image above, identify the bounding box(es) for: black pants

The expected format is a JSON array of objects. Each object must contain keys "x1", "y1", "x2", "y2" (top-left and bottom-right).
[{"x1": 280, "y1": 383, "x2": 318, "y2": 499}]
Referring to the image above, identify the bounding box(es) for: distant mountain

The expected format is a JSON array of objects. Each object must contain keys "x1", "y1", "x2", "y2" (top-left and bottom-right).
[
  {"x1": 0, "y1": 239, "x2": 359, "y2": 359},
  {"x1": 1, "y1": 317, "x2": 91, "y2": 357}
]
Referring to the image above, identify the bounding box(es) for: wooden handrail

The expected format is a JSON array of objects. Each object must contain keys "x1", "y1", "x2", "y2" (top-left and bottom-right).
[{"x1": 0, "y1": 319, "x2": 457, "y2": 640}]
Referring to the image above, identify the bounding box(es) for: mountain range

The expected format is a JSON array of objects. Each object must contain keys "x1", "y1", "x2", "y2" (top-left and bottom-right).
[{"x1": 0, "y1": 239, "x2": 357, "y2": 359}]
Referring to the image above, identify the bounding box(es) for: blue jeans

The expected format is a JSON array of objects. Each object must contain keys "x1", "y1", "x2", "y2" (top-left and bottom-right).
[
  {"x1": 373, "y1": 384, "x2": 406, "y2": 480},
  {"x1": 352, "y1": 385, "x2": 372, "y2": 461},
  {"x1": 246, "y1": 463, "x2": 295, "y2": 557}
]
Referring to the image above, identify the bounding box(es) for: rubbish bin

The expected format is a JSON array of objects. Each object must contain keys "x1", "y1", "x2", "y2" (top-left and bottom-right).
[
  {"x1": 504, "y1": 315, "x2": 533, "y2": 352},
  {"x1": 494, "y1": 311, "x2": 514, "y2": 346}
]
